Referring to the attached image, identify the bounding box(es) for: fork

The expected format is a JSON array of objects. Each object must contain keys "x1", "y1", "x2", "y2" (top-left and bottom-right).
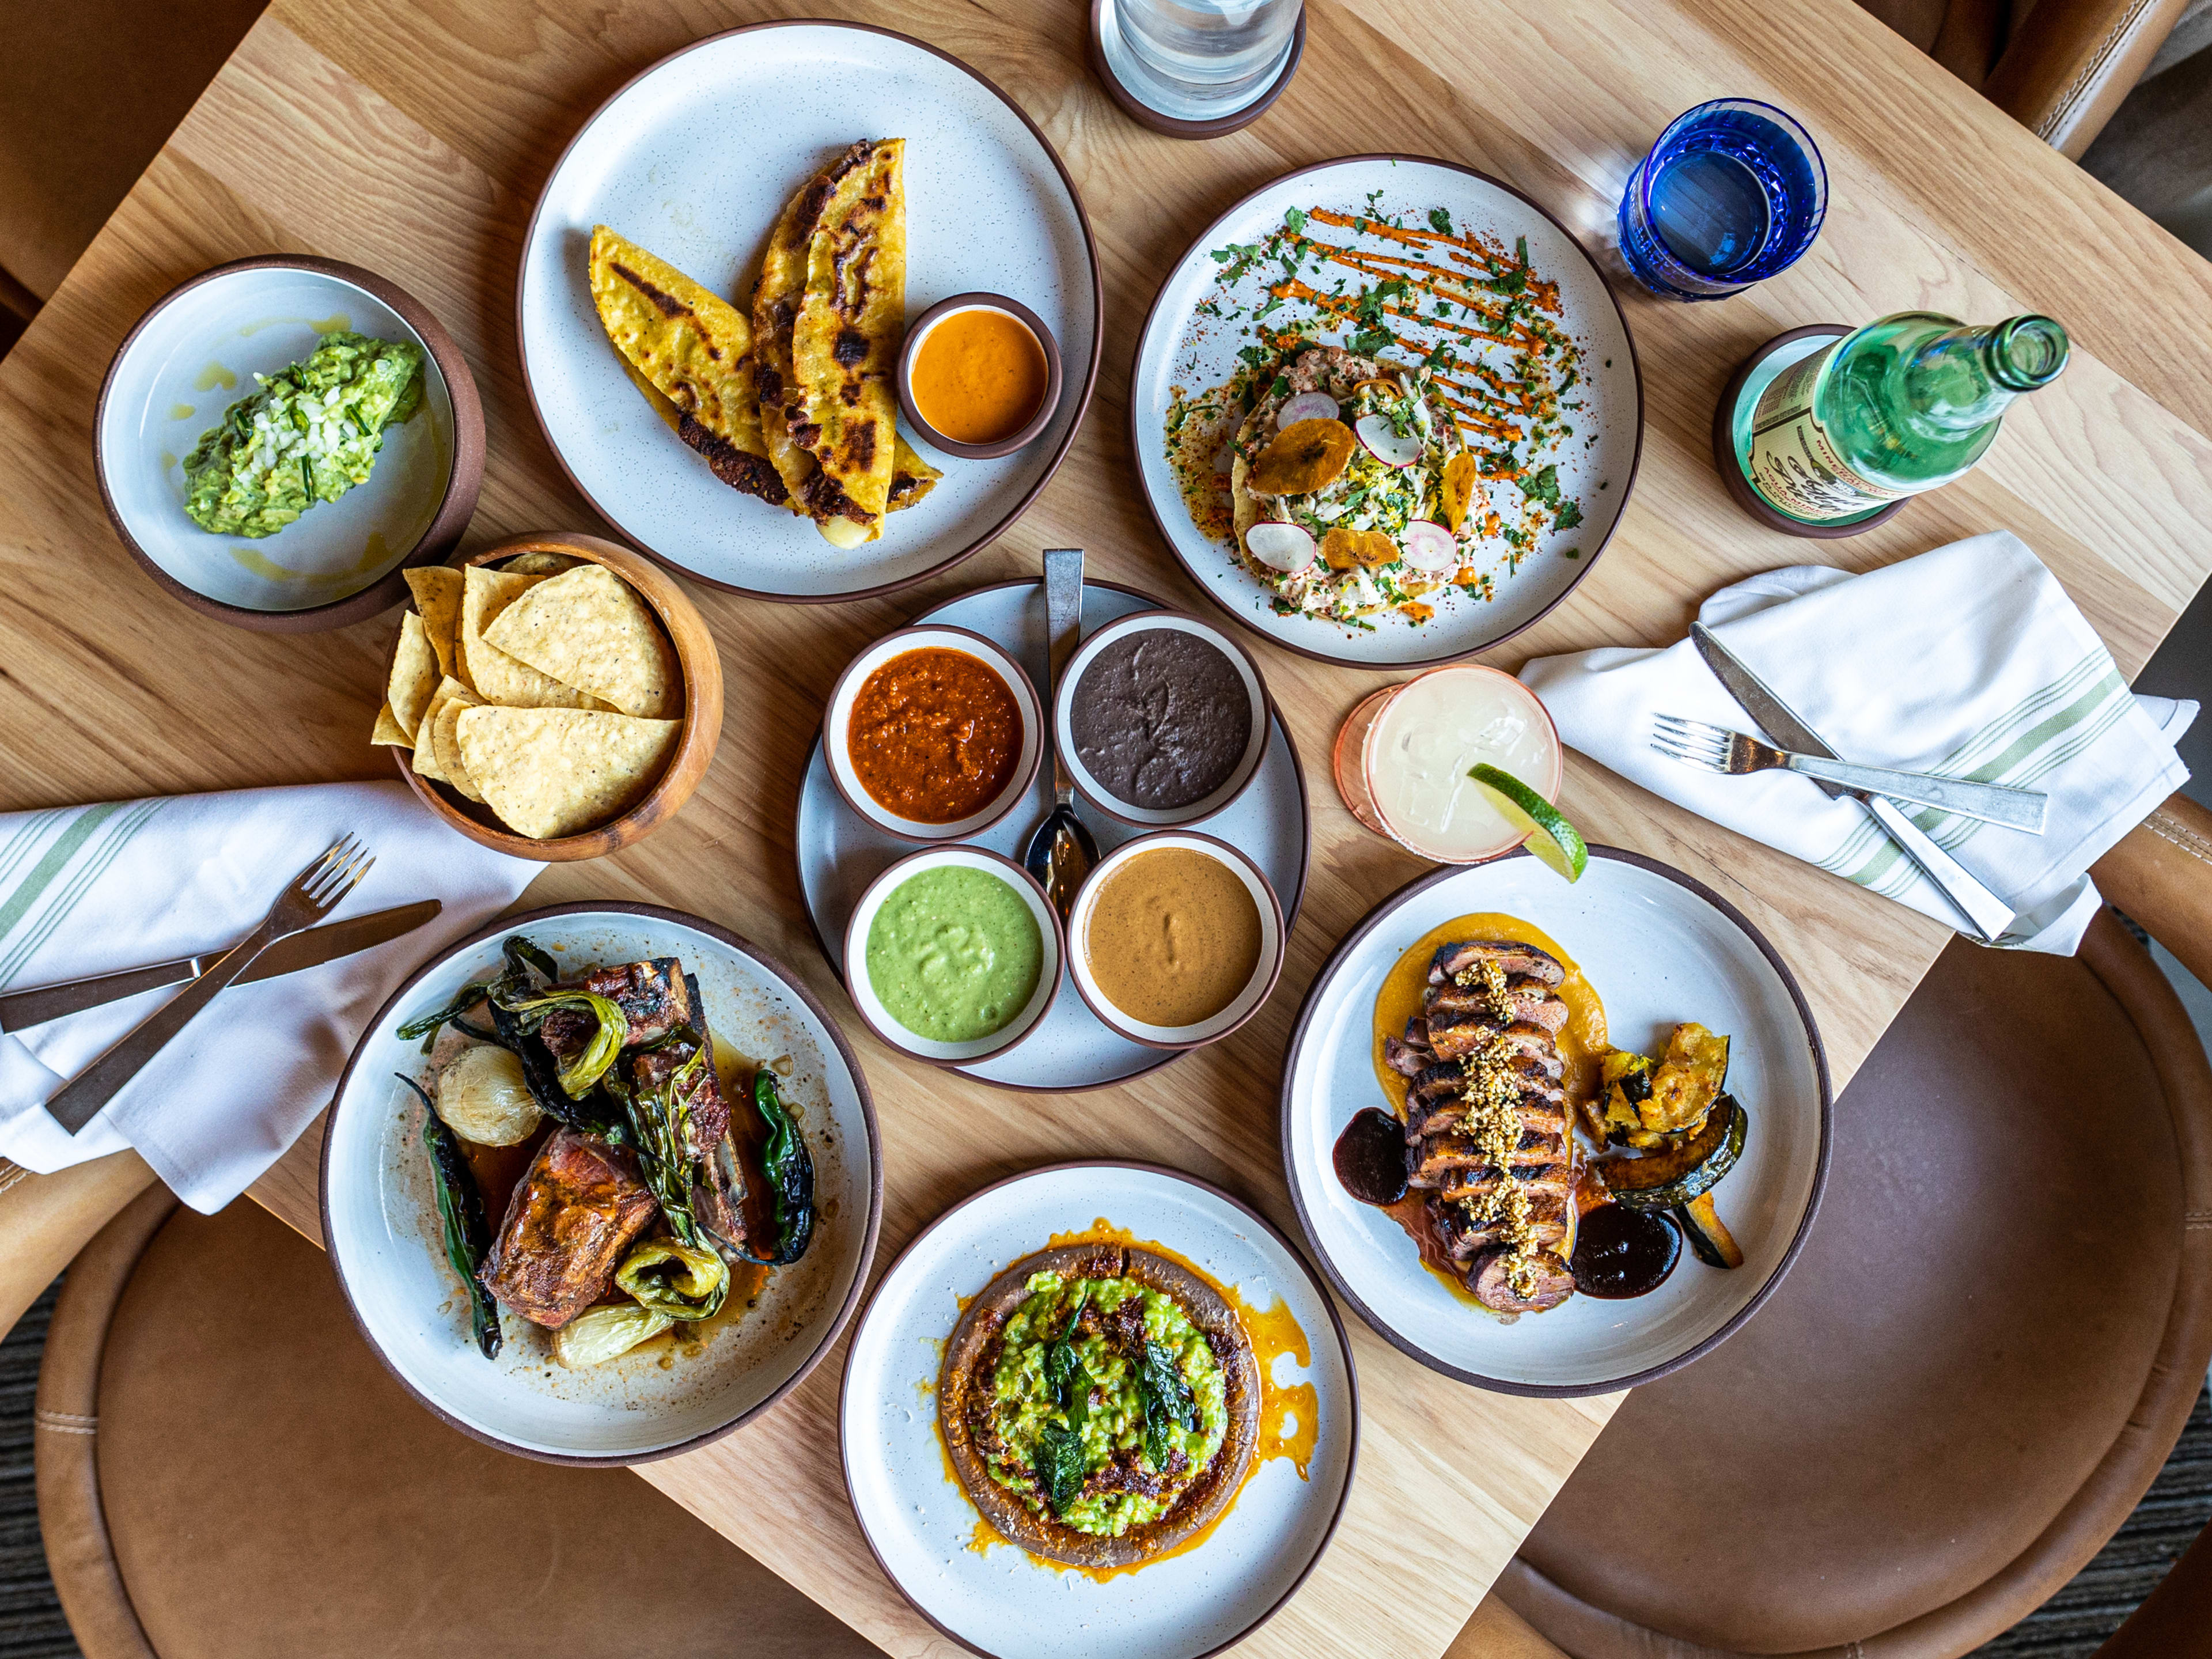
[
  {"x1": 1651, "y1": 715, "x2": 2048, "y2": 834},
  {"x1": 44, "y1": 834, "x2": 376, "y2": 1135}
]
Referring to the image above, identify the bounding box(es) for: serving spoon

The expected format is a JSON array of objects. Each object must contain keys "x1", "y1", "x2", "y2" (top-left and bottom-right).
[{"x1": 1022, "y1": 546, "x2": 1097, "y2": 918}]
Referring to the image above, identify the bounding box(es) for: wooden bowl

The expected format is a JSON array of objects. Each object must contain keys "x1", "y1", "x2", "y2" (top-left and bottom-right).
[{"x1": 389, "y1": 531, "x2": 723, "y2": 860}]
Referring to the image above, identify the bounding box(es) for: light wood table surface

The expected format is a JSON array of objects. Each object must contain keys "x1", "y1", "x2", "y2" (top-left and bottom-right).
[{"x1": 5, "y1": 0, "x2": 2212, "y2": 1654}]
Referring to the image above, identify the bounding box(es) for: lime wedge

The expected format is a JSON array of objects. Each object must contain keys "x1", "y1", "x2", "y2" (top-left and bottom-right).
[{"x1": 1469, "y1": 764, "x2": 1588, "y2": 882}]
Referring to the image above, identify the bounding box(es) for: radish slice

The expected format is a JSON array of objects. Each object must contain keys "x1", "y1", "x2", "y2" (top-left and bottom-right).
[
  {"x1": 1245, "y1": 521, "x2": 1317, "y2": 573},
  {"x1": 1399, "y1": 520, "x2": 1460, "y2": 573},
  {"x1": 1277, "y1": 391, "x2": 1340, "y2": 430},
  {"x1": 1355, "y1": 412, "x2": 1423, "y2": 468}
]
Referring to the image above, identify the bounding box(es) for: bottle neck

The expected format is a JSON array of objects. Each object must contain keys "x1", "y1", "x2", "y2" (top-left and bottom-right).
[{"x1": 1900, "y1": 315, "x2": 2070, "y2": 435}]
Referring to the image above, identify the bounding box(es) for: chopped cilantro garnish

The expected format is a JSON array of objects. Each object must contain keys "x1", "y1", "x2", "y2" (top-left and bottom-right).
[
  {"x1": 1428, "y1": 207, "x2": 1455, "y2": 236},
  {"x1": 1283, "y1": 206, "x2": 1307, "y2": 235},
  {"x1": 1555, "y1": 499, "x2": 1584, "y2": 530}
]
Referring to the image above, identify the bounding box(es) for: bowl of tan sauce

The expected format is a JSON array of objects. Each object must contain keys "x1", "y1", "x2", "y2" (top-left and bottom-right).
[
  {"x1": 1067, "y1": 832, "x2": 1286, "y2": 1050},
  {"x1": 897, "y1": 293, "x2": 1062, "y2": 460}
]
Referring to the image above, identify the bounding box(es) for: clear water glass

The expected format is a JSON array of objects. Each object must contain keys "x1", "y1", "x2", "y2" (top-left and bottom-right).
[
  {"x1": 1618, "y1": 100, "x2": 1827, "y2": 301},
  {"x1": 1113, "y1": 0, "x2": 1302, "y2": 109}
]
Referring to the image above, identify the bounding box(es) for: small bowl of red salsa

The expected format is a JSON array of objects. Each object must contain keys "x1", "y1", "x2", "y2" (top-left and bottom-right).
[{"x1": 823, "y1": 624, "x2": 1044, "y2": 841}]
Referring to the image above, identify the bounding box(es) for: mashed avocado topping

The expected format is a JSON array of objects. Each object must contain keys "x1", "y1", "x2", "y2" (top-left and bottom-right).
[
  {"x1": 980, "y1": 1270, "x2": 1229, "y2": 1536},
  {"x1": 183, "y1": 331, "x2": 425, "y2": 538}
]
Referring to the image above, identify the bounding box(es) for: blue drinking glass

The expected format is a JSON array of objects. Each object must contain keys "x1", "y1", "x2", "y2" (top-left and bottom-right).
[{"x1": 1618, "y1": 100, "x2": 1827, "y2": 300}]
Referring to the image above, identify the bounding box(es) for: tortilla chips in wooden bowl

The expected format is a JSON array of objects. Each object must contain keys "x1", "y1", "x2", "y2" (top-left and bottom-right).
[{"x1": 372, "y1": 531, "x2": 723, "y2": 860}]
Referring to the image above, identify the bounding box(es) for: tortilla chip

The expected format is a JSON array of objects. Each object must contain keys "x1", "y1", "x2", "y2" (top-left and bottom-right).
[
  {"x1": 790, "y1": 139, "x2": 903, "y2": 541},
  {"x1": 371, "y1": 702, "x2": 411, "y2": 748},
  {"x1": 482, "y1": 565, "x2": 681, "y2": 720},
  {"x1": 413, "y1": 676, "x2": 479, "y2": 786},
  {"x1": 456, "y1": 706, "x2": 680, "y2": 840},
  {"x1": 501, "y1": 551, "x2": 581, "y2": 576},
  {"x1": 403, "y1": 566, "x2": 464, "y2": 681},
  {"x1": 433, "y1": 696, "x2": 486, "y2": 802},
  {"x1": 460, "y1": 566, "x2": 599, "y2": 709},
  {"x1": 387, "y1": 611, "x2": 440, "y2": 741}
]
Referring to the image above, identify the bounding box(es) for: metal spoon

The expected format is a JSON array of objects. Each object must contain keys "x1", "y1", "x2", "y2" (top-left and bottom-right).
[{"x1": 1022, "y1": 546, "x2": 1097, "y2": 917}]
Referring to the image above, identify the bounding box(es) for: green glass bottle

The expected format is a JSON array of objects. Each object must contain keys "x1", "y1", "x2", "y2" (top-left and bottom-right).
[{"x1": 1742, "y1": 313, "x2": 2070, "y2": 523}]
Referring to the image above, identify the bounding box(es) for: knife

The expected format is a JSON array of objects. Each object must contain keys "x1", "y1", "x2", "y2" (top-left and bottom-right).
[
  {"x1": 0, "y1": 900, "x2": 443, "y2": 1032},
  {"x1": 1690, "y1": 625, "x2": 2016, "y2": 943}
]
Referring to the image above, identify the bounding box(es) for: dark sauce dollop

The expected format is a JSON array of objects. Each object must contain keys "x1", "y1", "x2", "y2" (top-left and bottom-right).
[
  {"x1": 1570, "y1": 1204, "x2": 1681, "y2": 1299},
  {"x1": 1333, "y1": 1107, "x2": 1410, "y2": 1206}
]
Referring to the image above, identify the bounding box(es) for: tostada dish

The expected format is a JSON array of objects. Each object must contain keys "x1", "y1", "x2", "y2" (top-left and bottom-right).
[{"x1": 939, "y1": 1240, "x2": 1260, "y2": 1569}]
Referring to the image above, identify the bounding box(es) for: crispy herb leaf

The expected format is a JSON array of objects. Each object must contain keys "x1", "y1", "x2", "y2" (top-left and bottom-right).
[
  {"x1": 1034, "y1": 1421, "x2": 1088, "y2": 1516},
  {"x1": 400, "y1": 1075, "x2": 501, "y2": 1361},
  {"x1": 1041, "y1": 1289, "x2": 1093, "y2": 1434},
  {"x1": 1135, "y1": 1339, "x2": 1196, "y2": 1472}
]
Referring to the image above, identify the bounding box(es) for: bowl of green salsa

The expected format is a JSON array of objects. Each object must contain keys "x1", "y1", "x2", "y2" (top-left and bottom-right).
[{"x1": 842, "y1": 846, "x2": 1065, "y2": 1066}]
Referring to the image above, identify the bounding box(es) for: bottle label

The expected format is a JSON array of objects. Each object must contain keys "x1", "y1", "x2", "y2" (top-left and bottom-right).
[{"x1": 1744, "y1": 344, "x2": 1919, "y2": 520}]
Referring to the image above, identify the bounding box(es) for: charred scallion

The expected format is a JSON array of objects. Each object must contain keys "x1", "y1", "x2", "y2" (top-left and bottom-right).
[
  {"x1": 619, "y1": 1038, "x2": 711, "y2": 1251},
  {"x1": 399, "y1": 1075, "x2": 501, "y2": 1361}
]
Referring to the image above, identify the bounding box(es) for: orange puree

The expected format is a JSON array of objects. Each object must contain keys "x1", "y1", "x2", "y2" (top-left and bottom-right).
[{"x1": 911, "y1": 308, "x2": 1048, "y2": 444}]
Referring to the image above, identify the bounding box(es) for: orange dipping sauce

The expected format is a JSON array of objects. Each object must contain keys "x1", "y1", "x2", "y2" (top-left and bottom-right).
[
  {"x1": 910, "y1": 307, "x2": 1049, "y2": 445},
  {"x1": 847, "y1": 647, "x2": 1022, "y2": 823}
]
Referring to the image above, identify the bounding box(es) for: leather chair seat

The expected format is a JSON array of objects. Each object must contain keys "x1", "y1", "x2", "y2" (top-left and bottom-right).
[
  {"x1": 35, "y1": 1194, "x2": 880, "y2": 1659},
  {"x1": 1503, "y1": 912, "x2": 2212, "y2": 1657}
]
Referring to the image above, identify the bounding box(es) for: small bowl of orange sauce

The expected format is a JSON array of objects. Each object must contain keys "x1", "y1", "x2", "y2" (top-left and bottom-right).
[
  {"x1": 823, "y1": 623, "x2": 1044, "y2": 842},
  {"x1": 897, "y1": 293, "x2": 1062, "y2": 460}
]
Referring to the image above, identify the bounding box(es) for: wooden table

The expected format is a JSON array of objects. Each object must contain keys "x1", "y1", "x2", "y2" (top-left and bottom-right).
[{"x1": 5, "y1": 0, "x2": 2211, "y2": 1653}]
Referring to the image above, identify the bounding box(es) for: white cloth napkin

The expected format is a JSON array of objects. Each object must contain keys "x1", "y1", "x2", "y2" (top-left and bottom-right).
[
  {"x1": 0, "y1": 781, "x2": 538, "y2": 1211},
  {"x1": 1519, "y1": 532, "x2": 2195, "y2": 955}
]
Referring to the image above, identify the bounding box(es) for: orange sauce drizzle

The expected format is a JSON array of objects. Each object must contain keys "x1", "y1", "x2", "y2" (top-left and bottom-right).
[{"x1": 947, "y1": 1217, "x2": 1321, "y2": 1582}]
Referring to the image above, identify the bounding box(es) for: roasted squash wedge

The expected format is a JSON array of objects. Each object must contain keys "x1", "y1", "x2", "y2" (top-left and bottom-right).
[
  {"x1": 1600, "y1": 1050, "x2": 1656, "y2": 1145},
  {"x1": 1673, "y1": 1191, "x2": 1745, "y2": 1268},
  {"x1": 1641, "y1": 1022, "x2": 1730, "y2": 1134},
  {"x1": 1599, "y1": 1095, "x2": 1745, "y2": 1210}
]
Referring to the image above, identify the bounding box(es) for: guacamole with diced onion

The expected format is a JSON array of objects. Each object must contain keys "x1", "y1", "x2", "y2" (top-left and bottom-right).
[
  {"x1": 978, "y1": 1270, "x2": 1229, "y2": 1536},
  {"x1": 183, "y1": 331, "x2": 424, "y2": 538}
]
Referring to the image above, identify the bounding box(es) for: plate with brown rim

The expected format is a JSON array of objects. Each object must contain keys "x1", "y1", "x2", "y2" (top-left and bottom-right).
[
  {"x1": 1128, "y1": 154, "x2": 1642, "y2": 669},
  {"x1": 791, "y1": 578, "x2": 1311, "y2": 1092},
  {"x1": 839, "y1": 1161, "x2": 1358, "y2": 1659},
  {"x1": 1279, "y1": 849, "x2": 1830, "y2": 1396},
  {"x1": 321, "y1": 903, "x2": 881, "y2": 1464},
  {"x1": 516, "y1": 21, "x2": 1101, "y2": 602}
]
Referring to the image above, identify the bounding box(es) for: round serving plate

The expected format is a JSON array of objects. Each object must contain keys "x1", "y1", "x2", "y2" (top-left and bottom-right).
[
  {"x1": 321, "y1": 903, "x2": 882, "y2": 1464},
  {"x1": 840, "y1": 1161, "x2": 1358, "y2": 1659},
  {"x1": 94, "y1": 255, "x2": 482, "y2": 630},
  {"x1": 794, "y1": 578, "x2": 1311, "y2": 1092},
  {"x1": 1128, "y1": 154, "x2": 1642, "y2": 670},
  {"x1": 517, "y1": 21, "x2": 1102, "y2": 602},
  {"x1": 1281, "y1": 850, "x2": 1830, "y2": 1396}
]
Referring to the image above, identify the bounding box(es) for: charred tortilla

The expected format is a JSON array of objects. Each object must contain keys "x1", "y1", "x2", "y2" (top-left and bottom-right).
[{"x1": 938, "y1": 1243, "x2": 1259, "y2": 1570}]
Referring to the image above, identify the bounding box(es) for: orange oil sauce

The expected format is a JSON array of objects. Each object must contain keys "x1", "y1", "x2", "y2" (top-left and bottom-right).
[
  {"x1": 910, "y1": 308, "x2": 1049, "y2": 444},
  {"x1": 1367, "y1": 913, "x2": 1609, "y2": 1308}
]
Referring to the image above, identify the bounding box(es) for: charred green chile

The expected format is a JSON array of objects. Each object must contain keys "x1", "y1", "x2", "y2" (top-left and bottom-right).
[
  {"x1": 400, "y1": 1075, "x2": 501, "y2": 1360},
  {"x1": 732, "y1": 1071, "x2": 814, "y2": 1267}
]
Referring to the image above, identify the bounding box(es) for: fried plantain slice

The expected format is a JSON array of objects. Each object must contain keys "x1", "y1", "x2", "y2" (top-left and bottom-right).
[
  {"x1": 1440, "y1": 450, "x2": 1479, "y2": 533},
  {"x1": 1321, "y1": 525, "x2": 1398, "y2": 569},
  {"x1": 1249, "y1": 417, "x2": 1356, "y2": 497}
]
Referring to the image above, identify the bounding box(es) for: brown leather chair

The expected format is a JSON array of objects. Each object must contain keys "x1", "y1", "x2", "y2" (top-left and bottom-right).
[
  {"x1": 33, "y1": 1185, "x2": 883, "y2": 1659},
  {"x1": 1491, "y1": 795, "x2": 2212, "y2": 1657}
]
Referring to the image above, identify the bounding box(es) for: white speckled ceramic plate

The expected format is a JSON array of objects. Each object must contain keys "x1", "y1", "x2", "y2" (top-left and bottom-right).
[
  {"x1": 840, "y1": 1163, "x2": 1358, "y2": 1659},
  {"x1": 323, "y1": 904, "x2": 881, "y2": 1464},
  {"x1": 793, "y1": 579, "x2": 1311, "y2": 1091},
  {"x1": 1130, "y1": 155, "x2": 1642, "y2": 669},
  {"x1": 517, "y1": 21, "x2": 1101, "y2": 601},
  {"x1": 1281, "y1": 850, "x2": 1831, "y2": 1395}
]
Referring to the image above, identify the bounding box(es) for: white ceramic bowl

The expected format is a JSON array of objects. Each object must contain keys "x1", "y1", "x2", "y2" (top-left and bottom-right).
[
  {"x1": 824, "y1": 624, "x2": 1044, "y2": 842},
  {"x1": 1281, "y1": 849, "x2": 1831, "y2": 1396},
  {"x1": 94, "y1": 255, "x2": 482, "y2": 629},
  {"x1": 1052, "y1": 609, "x2": 1270, "y2": 827},
  {"x1": 841, "y1": 846, "x2": 1065, "y2": 1067},
  {"x1": 840, "y1": 1162, "x2": 1359, "y2": 1659},
  {"x1": 1065, "y1": 831, "x2": 1286, "y2": 1050},
  {"x1": 322, "y1": 903, "x2": 881, "y2": 1463}
]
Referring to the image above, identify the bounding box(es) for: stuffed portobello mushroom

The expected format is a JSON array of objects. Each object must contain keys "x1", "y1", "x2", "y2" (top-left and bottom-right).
[{"x1": 938, "y1": 1243, "x2": 1260, "y2": 1570}]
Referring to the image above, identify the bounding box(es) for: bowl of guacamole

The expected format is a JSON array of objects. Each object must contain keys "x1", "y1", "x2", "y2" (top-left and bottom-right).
[
  {"x1": 938, "y1": 1240, "x2": 1260, "y2": 1570},
  {"x1": 842, "y1": 845, "x2": 1063, "y2": 1067},
  {"x1": 94, "y1": 255, "x2": 483, "y2": 630}
]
